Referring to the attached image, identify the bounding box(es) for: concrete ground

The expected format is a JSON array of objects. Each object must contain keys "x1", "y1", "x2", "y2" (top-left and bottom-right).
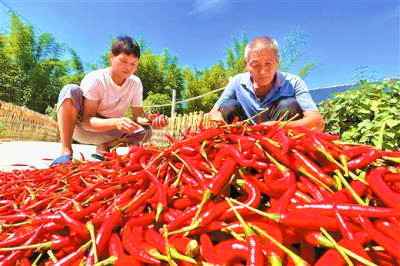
[{"x1": 0, "y1": 141, "x2": 129, "y2": 172}]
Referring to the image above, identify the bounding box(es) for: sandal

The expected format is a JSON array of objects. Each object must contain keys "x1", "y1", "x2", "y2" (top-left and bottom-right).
[{"x1": 51, "y1": 154, "x2": 72, "y2": 166}]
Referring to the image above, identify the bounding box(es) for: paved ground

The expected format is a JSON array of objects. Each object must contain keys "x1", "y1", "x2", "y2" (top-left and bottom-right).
[{"x1": 0, "y1": 141, "x2": 129, "y2": 172}]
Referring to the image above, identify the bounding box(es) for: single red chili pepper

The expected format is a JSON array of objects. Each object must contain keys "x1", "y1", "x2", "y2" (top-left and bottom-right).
[
  {"x1": 264, "y1": 150, "x2": 297, "y2": 198},
  {"x1": 207, "y1": 157, "x2": 237, "y2": 195},
  {"x1": 199, "y1": 233, "x2": 220, "y2": 265},
  {"x1": 226, "y1": 197, "x2": 264, "y2": 266},
  {"x1": 347, "y1": 148, "x2": 381, "y2": 170},
  {"x1": 84, "y1": 184, "x2": 122, "y2": 204},
  {"x1": 108, "y1": 233, "x2": 141, "y2": 266},
  {"x1": 0, "y1": 213, "x2": 29, "y2": 223},
  {"x1": 290, "y1": 202, "x2": 400, "y2": 217},
  {"x1": 382, "y1": 150, "x2": 400, "y2": 157},
  {"x1": 17, "y1": 258, "x2": 31, "y2": 266},
  {"x1": 172, "y1": 127, "x2": 224, "y2": 150},
  {"x1": 121, "y1": 224, "x2": 161, "y2": 264},
  {"x1": 374, "y1": 218, "x2": 400, "y2": 243},
  {"x1": 126, "y1": 211, "x2": 156, "y2": 227},
  {"x1": 169, "y1": 235, "x2": 200, "y2": 257},
  {"x1": 356, "y1": 214, "x2": 400, "y2": 260},
  {"x1": 220, "y1": 178, "x2": 261, "y2": 220},
  {"x1": 340, "y1": 144, "x2": 374, "y2": 161},
  {"x1": 160, "y1": 208, "x2": 182, "y2": 224},
  {"x1": 366, "y1": 166, "x2": 400, "y2": 209},
  {"x1": 53, "y1": 240, "x2": 92, "y2": 266},
  {"x1": 59, "y1": 210, "x2": 89, "y2": 238},
  {"x1": 144, "y1": 225, "x2": 166, "y2": 253},
  {"x1": 214, "y1": 239, "x2": 248, "y2": 265},
  {"x1": 71, "y1": 201, "x2": 102, "y2": 220},
  {"x1": 169, "y1": 195, "x2": 199, "y2": 210},
  {"x1": 273, "y1": 184, "x2": 297, "y2": 212}
]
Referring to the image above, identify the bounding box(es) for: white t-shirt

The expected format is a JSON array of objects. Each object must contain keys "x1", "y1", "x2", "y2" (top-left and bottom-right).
[{"x1": 80, "y1": 68, "x2": 143, "y2": 118}]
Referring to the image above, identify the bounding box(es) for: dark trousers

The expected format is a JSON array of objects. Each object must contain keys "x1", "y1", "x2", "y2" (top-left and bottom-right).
[{"x1": 219, "y1": 97, "x2": 304, "y2": 124}]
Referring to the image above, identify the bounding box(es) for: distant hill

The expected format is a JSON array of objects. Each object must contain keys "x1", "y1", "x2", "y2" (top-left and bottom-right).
[{"x1": 309, "y1": 77, "x2": 400, "y2": 105}]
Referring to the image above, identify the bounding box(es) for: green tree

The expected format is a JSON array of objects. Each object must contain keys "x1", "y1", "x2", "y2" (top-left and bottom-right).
[{"x1": 0, "y1": 12, "x2": 80, "y2": 113}]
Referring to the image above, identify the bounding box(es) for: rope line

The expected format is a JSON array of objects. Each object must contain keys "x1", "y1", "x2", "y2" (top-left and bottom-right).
[{"x1": 146, "y1": 86, "x2": 225, "y2": 108}]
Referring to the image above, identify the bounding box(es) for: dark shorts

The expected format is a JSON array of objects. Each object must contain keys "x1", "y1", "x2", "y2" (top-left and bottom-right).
[{"x1": 219, "y1": 97, "x2": 304, "y2": 124}]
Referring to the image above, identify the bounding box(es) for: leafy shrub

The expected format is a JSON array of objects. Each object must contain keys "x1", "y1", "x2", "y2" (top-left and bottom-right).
[{"x1": 319, "y1": 79, "x2": 400, "y2": 150}]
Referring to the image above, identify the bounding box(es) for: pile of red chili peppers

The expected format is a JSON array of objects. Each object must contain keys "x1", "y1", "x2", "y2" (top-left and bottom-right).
[{"x1": 1, "y1": 123, "x2": 400, "y2": 266}]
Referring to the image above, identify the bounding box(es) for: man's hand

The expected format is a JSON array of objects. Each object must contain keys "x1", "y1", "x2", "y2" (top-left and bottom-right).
[
  {"x1": 207, "y1": 107, "x2": 226, "y2": 127},
  {"x1": 115, "y1": 117, "x2": 142, "y2": 133},
  {"x1": 151, "y1": 114, "x2": 168, "y2": 129}
]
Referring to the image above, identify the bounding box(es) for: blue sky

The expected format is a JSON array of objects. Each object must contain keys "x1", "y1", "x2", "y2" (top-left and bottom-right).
[{"x1": 1, "y1": 0, "x2": 399, "y2": 89}]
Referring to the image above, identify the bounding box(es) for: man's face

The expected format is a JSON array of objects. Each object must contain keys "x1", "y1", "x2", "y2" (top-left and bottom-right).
[
  {"x1": 246, "y1": 49, "x2": 279, "y2": 88},
  {"x1": 110, "y1": 52, "x2": 139, "y2": 80}
]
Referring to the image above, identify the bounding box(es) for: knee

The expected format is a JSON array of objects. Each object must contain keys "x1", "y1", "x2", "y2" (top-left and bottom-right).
[{"x1": 273, "y1": 97, "x2": 304, "y2": 120}]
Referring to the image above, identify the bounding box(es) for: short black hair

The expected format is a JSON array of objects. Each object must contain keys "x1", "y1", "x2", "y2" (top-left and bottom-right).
[{"x1": 111, "y1": 35, "x2": 141, "y2": 58}]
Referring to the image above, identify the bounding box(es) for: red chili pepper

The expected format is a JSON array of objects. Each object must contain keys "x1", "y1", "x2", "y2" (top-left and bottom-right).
[
  {"x1": 299, "y1": 176, "x2": 329, "y2": 202},
  {"x1": 214, "y1": 143, "x2": 268, "y2": 169},
  {"x1": 219, "y1": 178, "x2": 261, "y2": 220},
  {"x1": 374, "y1": 218, "x2": 400, "y2": 243},
  {"x1": 94, "y1": 210, "x2": 123, "y2": 258},
  {"x1": 108, "y1": 233, "x2": 141, "y2": 266},
  {"x1": 288, "y1": 149, "x2": 336, "y2": 187},
  {"x1": 169, "y1": 235, "x2": 200, "y2": 257},
  {"x1": 334, "y1": 208, "x2": 372, "y2": 261},
  {"x1": 382, "y1": 150, "x2": 400, "y2": 157},
  {"x1": 251, "y1": 135, "x2": 291, "y2": 166},
  {"x1": 199, "y1": 233, "x2": 220, "y2": 265},
  {"x1": 273, "y1": 184, "x2": 297, "y2": 212},
  {"x1": 0, "y1": 225, "x2": 43, "y2": 266},
  {"x1": 356, "y1": 215, "x2": 400, "y2": 260},
  {"x1": 214, "y1": 239, "x2": 248, "y2": 265},
  {"x1": 291, "y1": 202, "x2": 400, "y2": 217},
  {"x1": 84, "y1": 184, "x2": 121, "y2": 204},
  {"x1": 207, "y1": 157, "x2": 237, "y2": 195},
  {"x1": 53, "y1": 241, "x2": 92, "y2": 266},
  {"x1": 366, "y1": 167, "x2": 400, "y2": 209},
  {"x1": 322, "y1": 179, "x2": 367, "y2": 204},
  {"x1": 341, "y1": 144, "x2": 374, "y2": 160},
  {"x1": 172, "y1": 127, "x2": 224, "y2": 150},
  {"x1": 144, "y1": 225, "x2": 166, "y2": 253},
  {"x1": 314, "y1": 231, "x2": 370, "y2": 266},
  {"x1": 59, "y1": 210, "x2": 89, "y2": 238},
  {"x1": 347, "y1": 148, "x2": 381, "y2": 170},
  {"x1": 121, "y1": 224, "x2": 161, "y2": 264}
]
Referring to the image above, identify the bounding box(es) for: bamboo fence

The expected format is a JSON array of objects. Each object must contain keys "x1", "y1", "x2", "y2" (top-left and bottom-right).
[{"x1": 0, "y1": 100, "x2": 59, "y2": 142}]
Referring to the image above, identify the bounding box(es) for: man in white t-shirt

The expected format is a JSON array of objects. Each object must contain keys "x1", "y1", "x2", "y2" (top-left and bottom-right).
[{"x1": 52, "y1": 35, "x2": 168, "y2": 165}]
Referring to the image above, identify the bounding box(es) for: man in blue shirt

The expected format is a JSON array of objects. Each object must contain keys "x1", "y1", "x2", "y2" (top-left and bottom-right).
[{"x1": 208, "y1": 36, "x2": 325, "y2": 130}]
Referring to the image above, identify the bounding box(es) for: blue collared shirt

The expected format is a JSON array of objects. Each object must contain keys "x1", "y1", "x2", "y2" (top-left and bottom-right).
[{"x1": 214, "y1": 71, "x2": 318, "y2": 118}]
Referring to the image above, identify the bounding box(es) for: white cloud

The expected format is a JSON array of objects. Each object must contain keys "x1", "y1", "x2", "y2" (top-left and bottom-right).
[{"x1": 191, "y1": 0, "x2": 228, "y2": 14}]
